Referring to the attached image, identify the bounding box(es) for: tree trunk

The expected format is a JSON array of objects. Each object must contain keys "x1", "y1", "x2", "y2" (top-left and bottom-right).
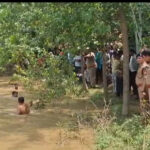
[
  {"x1": 102, "y1": 51, "x2": 108, "y2": 101},
  {"x1": 81, "y1": 55, "x2": 88, "y2": 91},
  {"x1": 119, "y1": 9, "x2": 129, "y2": 116}
]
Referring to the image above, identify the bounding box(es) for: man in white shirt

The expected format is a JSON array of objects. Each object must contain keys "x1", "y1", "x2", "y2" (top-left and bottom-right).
[
  {"x1": 129, "y1": 49, "x2": 138, "y2": 97},
  {"x1": 73, "y1": 55, "x2": 81, "y2": 74}
]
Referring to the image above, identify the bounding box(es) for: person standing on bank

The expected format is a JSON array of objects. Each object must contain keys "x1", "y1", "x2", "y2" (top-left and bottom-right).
[
  {"x1": 136, "y1": 53, "x2": 145, "y2": 101},
  {"x1": 111, "y1": 51, "x2": 120, "y2": 94},
  {"x1": 129, "y1": 49, "x2": 139, "y2": 98},
  {"x1": 95, "y1": 49, "x2": 103, "y2": 85},
  {"x1": 137, "y1": 50, "x2": 150, "y2": 124},
  {"x1": 115, "y1": 52, "x2": 123, "y2": 97},
  {"x1": 84, "y1": 51, "x2": 97, "y2": 88},
  {"x1": 73, "y1": 54, "x2": 81, "y2": 74}
]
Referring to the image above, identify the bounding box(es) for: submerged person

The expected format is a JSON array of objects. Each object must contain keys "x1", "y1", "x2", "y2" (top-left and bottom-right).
[
  {"x1": 12, "y1": 83, "x2": 18, "y2": 97},
  {"x1": 17, "y1": 97, "x2": 32, "y2": 115}
]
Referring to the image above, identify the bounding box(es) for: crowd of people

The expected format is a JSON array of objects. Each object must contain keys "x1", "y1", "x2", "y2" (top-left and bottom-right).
[
  {"x1": 72, "y1": 47, "x2": 150, "y2": 123},
  {"x1": 71, "y1": 47, "x2": 124, "y2": 95},
  {"x1": 15, "y1": 44, "x2": 150, "y2": 122},
  {"x1": 72, "y1": 48, "x2": 146, "y2": 92}
]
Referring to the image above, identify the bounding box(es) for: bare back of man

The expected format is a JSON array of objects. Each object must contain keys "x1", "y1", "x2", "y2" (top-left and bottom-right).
[{"x1": 17, "y1": 103, "x2": 30, "y2": 115}]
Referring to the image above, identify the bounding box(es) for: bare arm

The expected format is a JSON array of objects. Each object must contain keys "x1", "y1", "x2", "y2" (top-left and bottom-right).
[{"x1": 84, "y1": 52, "x2": 95, "y2": 58}]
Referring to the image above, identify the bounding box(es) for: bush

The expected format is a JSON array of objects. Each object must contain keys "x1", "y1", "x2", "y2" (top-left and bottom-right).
[
  {"x1": 13, "y1": 50, "x2": 83, "y2": 106},
  {"x1": 96, "y1": 115, "x2": 150, "y2": 150}
]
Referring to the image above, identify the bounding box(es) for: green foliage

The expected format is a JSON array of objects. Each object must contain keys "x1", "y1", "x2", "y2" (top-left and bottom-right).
[
  {"x1": 15, "y1": 50, "x2": 81, "y2": 103},
  {"x1": 143, "y1": 36, "x2": 150, "y2": 48},
  {"x1": 0, "y1": 3, "x2": 116, "y2": 105},
  {"x1": 0, "y1": 2, "x2": 149, "y2": 106},
  {"x1": 90, "y1": 93, "x2": 102, "y2": 103},
  {"x1": 96, "y1": 115, "x2": 150, "y2": 150},
  {"x1": 0, "y1": 2, "x2": 148, "y2": 66}
]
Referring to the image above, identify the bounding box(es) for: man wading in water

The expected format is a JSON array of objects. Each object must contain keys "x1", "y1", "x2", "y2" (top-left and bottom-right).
[{"x1": 17, "y1": 97, "x2": 32, "y2": 115}]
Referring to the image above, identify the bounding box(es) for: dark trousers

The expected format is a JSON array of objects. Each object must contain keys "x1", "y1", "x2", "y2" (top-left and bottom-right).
[
  {"x1": 96, "y1": 68, "x2": 102, "y2": 84},
  {"x1": 129, "y1": 71, "x2": 138, "y2": 95},
  {"x1": 116, "y1": 76, "x2": 123, "y2": 96},
  {"x1": 74, "y1": 66, "x2": 81, "y2": 74}
]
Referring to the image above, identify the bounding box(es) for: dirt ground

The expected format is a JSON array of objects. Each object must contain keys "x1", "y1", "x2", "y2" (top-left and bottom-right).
[{"x1": 0, "y1": 76, "x2": 96, "y2": 150}]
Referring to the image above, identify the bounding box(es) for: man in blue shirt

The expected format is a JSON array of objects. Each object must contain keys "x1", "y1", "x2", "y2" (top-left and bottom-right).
[{"x1": 95, "y1": 49, "x2": 103, "y2": 85}]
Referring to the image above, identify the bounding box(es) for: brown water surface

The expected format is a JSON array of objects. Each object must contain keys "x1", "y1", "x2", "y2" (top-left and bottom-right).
[{"x1": 0, "y1": 77, "x2": 95, "y2": 150}]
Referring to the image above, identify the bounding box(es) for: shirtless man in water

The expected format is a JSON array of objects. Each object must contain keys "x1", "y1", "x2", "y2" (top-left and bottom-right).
[{"x1": 17, "y1": 97, "x2": 32, "y2": 115}]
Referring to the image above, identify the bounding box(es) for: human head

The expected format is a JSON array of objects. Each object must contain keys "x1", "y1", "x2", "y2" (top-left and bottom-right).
[
  {"x1": 110, "y1": 45, "x2": 113, "y2": 50},
  {"x1": 113, "y1": 51, "x2": 120, "y2": 60},
  {"x1": 130, "y1": 49, "x2": 136, "y2": 56},
  {"x1": 141, "y1": 50, "x2": 150, "y2": 63},
  {"x1": 118, "y1": 50, "x2": 123, "y2": 57},
  {"x1": 96, "y1": 48, "x2": 101, "y2": 52},
  {"x1": 112, "y1": 51, "x2": 117, "y2": 59},
  {"x1": 18, "y1": 97, "x2": 24, "y2": 104},
  {"x1": 136, "y1": 53, "x2": 144, "y2": 65}
]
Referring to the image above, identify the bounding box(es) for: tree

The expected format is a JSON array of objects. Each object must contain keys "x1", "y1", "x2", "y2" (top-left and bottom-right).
[
  {"x1": 0, "y1": 3, "x2": 149, "y2": 112},
  {"x1": 119, "y1": 7, "x2": 130, "y2": 115}
]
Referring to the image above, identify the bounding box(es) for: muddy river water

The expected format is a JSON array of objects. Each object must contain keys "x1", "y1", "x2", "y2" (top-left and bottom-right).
[{"x1": 0, "y1": 77, "x2": 94, "y2": 150}]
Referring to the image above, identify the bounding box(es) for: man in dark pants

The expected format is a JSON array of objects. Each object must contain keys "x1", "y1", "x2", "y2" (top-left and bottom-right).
[
  {"x1": 116, "y1": 75, "x2": 123, "y2": 96},
  {"x1": 129, "y1": 50, "x2": 139, "y2": 98},
  {"x1": 95, "y1": 49, "x2": 103, "y2": 85}
]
